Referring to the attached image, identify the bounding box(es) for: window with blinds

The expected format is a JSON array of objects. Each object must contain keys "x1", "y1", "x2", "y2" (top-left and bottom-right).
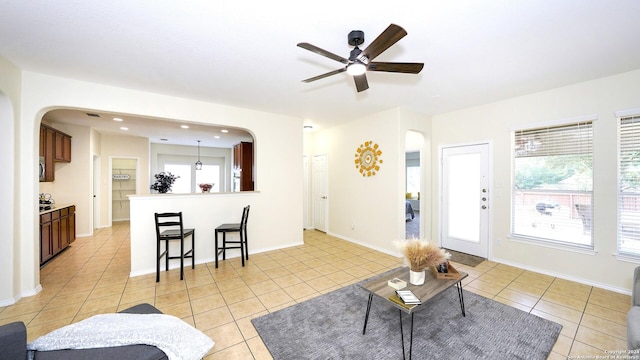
[
  {"x1": 619, "y1": 115, "x2": 640, "y2": 256},
  {"x1": 511, "y1": 121, "x2": 593, "y2": 248}
]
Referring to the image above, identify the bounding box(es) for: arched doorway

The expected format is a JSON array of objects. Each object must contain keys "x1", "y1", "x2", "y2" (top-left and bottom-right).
[{"x1": 405, "y1": 130, "x2": 424, "y2": 239}]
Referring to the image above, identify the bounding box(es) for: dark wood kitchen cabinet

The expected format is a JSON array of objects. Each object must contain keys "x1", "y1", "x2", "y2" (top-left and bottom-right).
[
  {"x1": 233, "y1": 142, "x2": 254, "y2": 191},
  {"x1": 39, "y1": 124, "x2": 72, "y2": 182},
  {"x1": 50, "y1": 209, "x2": 62, "y2": 255},
  {"x1": 42, "y1": 126, "x2": 55, "y2": 182},
  {"x1": 40, "y1": 205, "x2": 76, "y2": 266},
  {"x1": 54, "y1": 130, "x2": 72, "y2": 162},
  {"x1": 40, "y1": 212, "x2": 53, "y2": 264}
]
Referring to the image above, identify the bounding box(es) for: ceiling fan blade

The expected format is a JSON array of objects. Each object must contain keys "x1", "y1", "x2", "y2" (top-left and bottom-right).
[
  {"x1": 301, "y1": 67, "x2": 346, "y2": 83},
  {"x1": 361, "y1": 24, "x2": 407, "y2": 62},
  {"x1": 353, "y1": 73, "x2": 369, "y2": 92},
  {"x1": 367, "y1": 62, "x2": 424, "y2": 74},
  {"x1": 297, "y1": 42, "x2": 349, "y2": 64}
]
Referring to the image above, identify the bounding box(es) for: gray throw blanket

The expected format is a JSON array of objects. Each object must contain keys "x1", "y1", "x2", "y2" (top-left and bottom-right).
[{"x1": 27, "y1": 313, "x2": 214, "y2": 360}]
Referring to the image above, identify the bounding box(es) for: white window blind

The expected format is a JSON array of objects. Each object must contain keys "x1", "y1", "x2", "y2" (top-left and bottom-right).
[
  {"x1": 512, "y1": 121, "x2": 593, "y2": 248},
  {"x1": 618, "y1": 115, "x2": 640, "y2": 256}
]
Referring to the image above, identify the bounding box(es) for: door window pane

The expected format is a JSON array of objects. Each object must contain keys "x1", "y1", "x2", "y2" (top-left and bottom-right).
[{"x1": 447, "y1": 153, "x2": 480, "y2": 242}]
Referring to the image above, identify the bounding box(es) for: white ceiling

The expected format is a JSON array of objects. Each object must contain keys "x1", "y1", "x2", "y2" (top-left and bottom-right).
[{"x1": 2, "y1": 1, "x2": 640, "y2": 146}]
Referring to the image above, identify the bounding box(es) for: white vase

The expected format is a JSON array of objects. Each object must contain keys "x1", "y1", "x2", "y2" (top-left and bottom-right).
[{"x1": 409, "y1": 269, "x2": 426, "y2": 285}]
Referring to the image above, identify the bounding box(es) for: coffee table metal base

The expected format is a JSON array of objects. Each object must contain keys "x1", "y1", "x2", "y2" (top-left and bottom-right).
[{"x1": 362, "y1": 282, "x2": 466, "y2": 360}]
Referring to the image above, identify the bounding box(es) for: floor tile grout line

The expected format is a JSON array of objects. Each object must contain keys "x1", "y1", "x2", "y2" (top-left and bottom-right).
[{"x1": 3, "y1": 228, "x2": 630, "y2": 358}]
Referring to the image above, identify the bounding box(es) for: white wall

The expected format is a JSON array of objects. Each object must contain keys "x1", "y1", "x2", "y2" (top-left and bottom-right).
[
  {"x1": 308, "y1": 107, "x2": 431, "y2": 255},
  {"x1": 430, "y1": 69, "x2": 640, "y2": 292},
  {"x1": 5, "y1": 70, "x2": 303, "y2": 303},
  {"x1": 0, "y1": 56, "x2": 21, "y2": 305}
]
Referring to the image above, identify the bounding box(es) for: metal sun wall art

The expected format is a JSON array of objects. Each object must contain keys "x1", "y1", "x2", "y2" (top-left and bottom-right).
[{"x1": 355, "y1": 141, "x2": 383, "y2": 177}]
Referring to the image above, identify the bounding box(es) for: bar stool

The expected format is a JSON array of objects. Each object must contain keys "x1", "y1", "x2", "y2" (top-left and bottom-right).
[
  {"x1": 215, "y1": 205, "x2": 250, "y2": 268},
  {"x1": 155, "y1": 212, "x2": 195, "y2": 282}
]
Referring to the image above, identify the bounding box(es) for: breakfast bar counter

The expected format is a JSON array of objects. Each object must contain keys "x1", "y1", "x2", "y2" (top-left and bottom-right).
[{"x1": 128, "y1": 191, "x2": 303, "y2": 278}]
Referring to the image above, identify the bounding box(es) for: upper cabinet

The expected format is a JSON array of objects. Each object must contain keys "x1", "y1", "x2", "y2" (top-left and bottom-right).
[
  {"x1": 40, "y1": 126, "x2": 55, "y2": 182},
  {"x1": 233, "y1": 142, "x2": 254, "y2": 191},
  {"x1": 54, "y1": 130, "x2": 72, "y2": 162},
  {"x1": 40, "y1": 124, "x2": 72, "y2": 182}
]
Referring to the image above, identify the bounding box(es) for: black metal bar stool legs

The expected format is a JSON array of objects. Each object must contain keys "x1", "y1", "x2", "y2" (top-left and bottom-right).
[
  {"x1": 155, "y1": 212, "x2": 195, "y2": 282},
  {"x1": 215, "y1": 205, "x2": 250, "y2": 268}
]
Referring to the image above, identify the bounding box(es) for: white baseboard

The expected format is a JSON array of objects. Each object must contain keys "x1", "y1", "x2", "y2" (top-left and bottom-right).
[
  {"x1": 327, "y1": 231, "x2": 402, "y2": 258},
  {"x1": 129, "y1": 241, "x2": 305, "y2": 278},
  {"x1": 0, "y1": 284, "x2": 42, "y2": 306},
  {"x1": 490, "y1": 256, "x2": 631, "y2": 295}
]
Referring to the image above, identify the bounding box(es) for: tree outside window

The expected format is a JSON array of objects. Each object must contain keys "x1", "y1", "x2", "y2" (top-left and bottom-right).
[
  {"x1": 512, "y1": 121, "x2": 593, "y2": 248},
  {"x1": 619, "y1": 115, "x2": 640, "y2": 256}
]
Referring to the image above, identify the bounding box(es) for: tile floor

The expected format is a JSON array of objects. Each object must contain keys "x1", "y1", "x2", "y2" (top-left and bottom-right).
[{"x1": 0, "y1": 222, "x2": 631, "y2": 359}]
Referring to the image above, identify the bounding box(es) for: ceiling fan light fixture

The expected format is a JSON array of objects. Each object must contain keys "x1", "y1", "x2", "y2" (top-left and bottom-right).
[
  {"x1": 347, "y1": 62, "x2": 366, "y2": 76},
  {"x1": 298, "y1": 24, "x2": 423, "y2": 92}
]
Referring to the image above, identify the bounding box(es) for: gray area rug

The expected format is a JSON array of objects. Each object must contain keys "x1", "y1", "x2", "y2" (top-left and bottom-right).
[{"x1": 252, "y1": 272, "x2": 561, "y2": 360}]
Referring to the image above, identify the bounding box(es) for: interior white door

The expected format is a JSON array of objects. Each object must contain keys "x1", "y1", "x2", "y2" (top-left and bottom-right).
[
  {"x1": 303, "y1": 156, "x2": 310, "y2": 229},
  {"x1": 312, "y1": 154, "x2": 328, "y2": 232},
  {"x1": 93, "y1": 154, "x2": 100, "y2": 230},
  {"x1": 441, "y1": 143, "x2": 490, "y2": 258}
]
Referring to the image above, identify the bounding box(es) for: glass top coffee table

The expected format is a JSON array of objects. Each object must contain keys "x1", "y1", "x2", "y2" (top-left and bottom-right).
[{"x1": 360, "y1": 267, "x2": 468, "y2": 360}]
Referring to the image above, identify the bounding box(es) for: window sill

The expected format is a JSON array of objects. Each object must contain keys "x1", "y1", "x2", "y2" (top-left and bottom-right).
[
  {"x1": 509, "y1": 234, "x2": 597, "y2": 255},
  {"x1": 614, "y1": 252, "x2": 640, "y2": 264}
]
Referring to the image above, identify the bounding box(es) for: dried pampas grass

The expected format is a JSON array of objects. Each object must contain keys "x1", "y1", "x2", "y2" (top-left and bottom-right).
[{"x1": 394, "y1": 239, "x2": 451, "y2": 272}]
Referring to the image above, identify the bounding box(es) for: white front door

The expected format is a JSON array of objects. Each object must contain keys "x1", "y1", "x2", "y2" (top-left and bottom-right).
[
  {"x1": 312, "y1": 154, "x2": 328, "y2": 232},
  {"x1": 441, "y1": 143, "x2": 490, "y2": 258}
]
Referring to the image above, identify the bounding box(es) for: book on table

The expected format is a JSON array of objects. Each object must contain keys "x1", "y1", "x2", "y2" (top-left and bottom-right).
[
  {"x1": 387, "y1": 277, "x2": 407, "y2": 290},
  {"x1": 388, "y1": 294, "x2": 417, "y2": 309},
  {"x1": 395, "y1": 289, "x2": 421, "y2": 305}
]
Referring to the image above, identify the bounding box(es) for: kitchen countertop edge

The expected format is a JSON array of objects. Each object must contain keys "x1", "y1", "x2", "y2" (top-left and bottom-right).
[{"x1": 39, "y1": 203, "x2": 75, "y2": 215}]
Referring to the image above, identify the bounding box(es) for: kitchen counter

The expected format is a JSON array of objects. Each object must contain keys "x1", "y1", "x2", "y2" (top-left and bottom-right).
[
  {"x1": 39, "y1": 203, "x2": 74, "y2": 215},
  {"x1": 39, "y1": 204, "x2": 76, "y2": 265}
]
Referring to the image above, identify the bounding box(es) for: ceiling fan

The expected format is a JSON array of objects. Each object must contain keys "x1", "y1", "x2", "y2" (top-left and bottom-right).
[{"x1": 297, "y1": 24, "x2": 424, "y2": 92}]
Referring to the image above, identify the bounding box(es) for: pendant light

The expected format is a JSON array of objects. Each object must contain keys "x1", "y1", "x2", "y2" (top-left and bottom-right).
[{"x1": 195, "y1": 140, "x2": 202, "y2": 170}]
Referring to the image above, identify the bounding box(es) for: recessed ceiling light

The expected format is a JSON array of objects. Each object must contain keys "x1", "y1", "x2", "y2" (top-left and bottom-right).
[
  {"x1": 120, "y1": 127, "x2": 128, "y2": 131},
  {"x1": 221, "y1": 129, "x2": 229, "y2": 133},
  {"x1": 181, "y1": 125, "x2": 189, "y2": 129},
  {"x1": 113, "y1": 117, "x2": 123, "y2": 122},
  {"x1": 214, "y1": 135, "x2": 220, "y2": 139}
]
